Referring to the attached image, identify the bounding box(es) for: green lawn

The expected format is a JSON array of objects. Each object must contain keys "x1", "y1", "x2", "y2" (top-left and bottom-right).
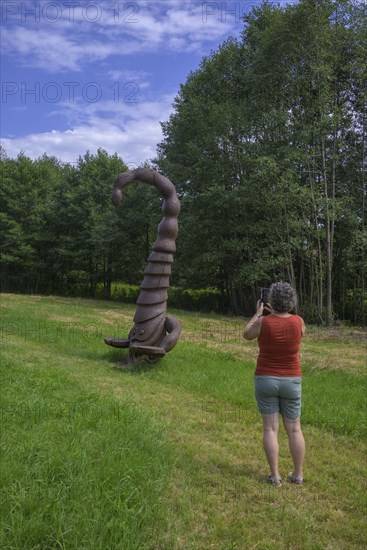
[{"x1": 1, "y1": 294, "x2": 366, "y2": 549}]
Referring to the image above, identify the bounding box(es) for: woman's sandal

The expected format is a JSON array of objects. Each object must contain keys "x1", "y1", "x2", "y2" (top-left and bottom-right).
[
  {"x1": 266, "y1": 475, "x2": 282, "y2": 486},
  {"x1": 287, "y1": 472, "x2": 304, "y2": 485}
]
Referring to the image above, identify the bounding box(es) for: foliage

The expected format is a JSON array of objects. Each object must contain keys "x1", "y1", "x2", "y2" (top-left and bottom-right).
[
  {"x1": 0, "y1": 149, "x2": 161, "y2": 300},
  {"x1": 154, "y1": 0, "x2": 367, "y2": 324},
  {"x1": 168, "y1": 286, "x2": 227, "y2": 312},
  {"x1": 95, "y1": 282, "x2": 230, "y2": 313}
]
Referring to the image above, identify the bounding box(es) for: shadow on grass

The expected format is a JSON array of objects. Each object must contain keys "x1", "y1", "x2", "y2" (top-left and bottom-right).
[
  {"x1": 208, "y1": 460, "x2": 263, "y2": 484},
  {"x1": 106, "y1": 349, "x2": 161, "y2": 375}
]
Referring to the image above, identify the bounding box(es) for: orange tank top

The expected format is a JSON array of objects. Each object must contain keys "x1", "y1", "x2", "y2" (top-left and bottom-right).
[{"x1": 255, "y1": 314, "x2": 303, "y2": 377}]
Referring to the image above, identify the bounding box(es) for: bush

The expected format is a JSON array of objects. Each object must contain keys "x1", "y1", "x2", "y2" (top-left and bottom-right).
[
  {"x1": 96, "y1": 282, "x2": 140, "y2": 302},
  {"x1": 168, "y1": 286, "x2": 227, "y2": 313},
  {"x1": 96, "y1": 282, "x2": 228, "y2": 313}
]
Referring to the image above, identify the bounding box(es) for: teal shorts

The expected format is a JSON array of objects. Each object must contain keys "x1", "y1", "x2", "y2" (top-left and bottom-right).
[{"x1": 254, "y1": 376, "x2": 302, "y2": 419}]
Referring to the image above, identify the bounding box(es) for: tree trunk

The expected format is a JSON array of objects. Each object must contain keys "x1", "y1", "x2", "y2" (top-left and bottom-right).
[
  {"x1": 308, "y1": 167, "x2": 324, "y2": 323},
  {"x1": 104, "y1": 264, "x2": 112, "y2": 300},
  {"x1": 321, "y1": 139, "x2": 333, "y2": 326}
]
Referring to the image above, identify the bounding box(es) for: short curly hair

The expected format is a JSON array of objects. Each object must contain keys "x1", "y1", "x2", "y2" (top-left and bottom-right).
[{"x1": 269, "y1": 282, "x2": 297, "y2": 313}]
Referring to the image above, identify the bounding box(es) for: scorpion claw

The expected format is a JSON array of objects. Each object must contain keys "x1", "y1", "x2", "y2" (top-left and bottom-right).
[
  {"x1": 129, "y1": 345, "x2": 166, "y2": 363},
  {"x1": 129, "y1": 344, "x2": 166, "y2": 357},
  {"x1": 104, "y1": 338, "x2": 130, "y2": 348}
]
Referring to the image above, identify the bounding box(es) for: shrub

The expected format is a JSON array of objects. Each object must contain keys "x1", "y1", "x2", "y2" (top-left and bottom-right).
[{"x1": 96, "y1": 282, "x2": 228, "y2": 313}]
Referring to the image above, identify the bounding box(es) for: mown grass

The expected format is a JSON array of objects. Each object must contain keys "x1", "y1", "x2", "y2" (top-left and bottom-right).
[{"x1": 0, "y1": 294, "x2": 366, "y2": 549}]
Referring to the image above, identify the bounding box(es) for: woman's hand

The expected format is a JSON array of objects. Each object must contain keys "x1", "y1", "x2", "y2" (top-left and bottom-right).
[{"x1": 256, "y1": 300, "x2": 264, "y2": 317}]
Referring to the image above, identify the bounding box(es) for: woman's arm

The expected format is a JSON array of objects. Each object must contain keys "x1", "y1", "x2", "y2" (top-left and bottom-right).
[{"x1": 243, "y1": 301, "x2": 264, "y2": 340}]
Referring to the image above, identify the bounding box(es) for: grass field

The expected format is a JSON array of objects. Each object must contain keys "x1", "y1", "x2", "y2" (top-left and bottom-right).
[{"x1": 1, "y1": 294, "x2": 366, "y2": 549}]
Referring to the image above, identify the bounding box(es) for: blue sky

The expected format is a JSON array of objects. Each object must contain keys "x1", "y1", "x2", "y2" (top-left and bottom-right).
[{"x1": 1, "y1": 0, "x2": 288, "y2": 166}]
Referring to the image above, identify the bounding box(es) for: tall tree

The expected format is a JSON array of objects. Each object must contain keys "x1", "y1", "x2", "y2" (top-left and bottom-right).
[{"x1": 156, "y1": 0, "x2": 366, "y2": 324}]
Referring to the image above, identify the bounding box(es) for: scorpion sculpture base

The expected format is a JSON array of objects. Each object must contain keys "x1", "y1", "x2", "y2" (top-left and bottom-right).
[{"x1": 104, "y1": 315, "x2": 181, "y2": 364}]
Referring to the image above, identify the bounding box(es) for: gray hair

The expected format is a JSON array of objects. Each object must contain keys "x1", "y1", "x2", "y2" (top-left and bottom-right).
[{"x1": 269, "y1": 282, "x2": 297, "y2": 313}]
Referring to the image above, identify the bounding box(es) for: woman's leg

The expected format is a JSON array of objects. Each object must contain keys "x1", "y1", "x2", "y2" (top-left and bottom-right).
[
  {"x1": 282, "y1": 416, "x2": 305, "y2": 478},
  {"x1": 262, "y1": 413, "x2": 280, "y2": 478}
]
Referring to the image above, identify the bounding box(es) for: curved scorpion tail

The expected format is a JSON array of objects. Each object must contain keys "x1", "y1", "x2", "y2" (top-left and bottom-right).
[{"x1": 113, "y1": 168, "x2": 180, "y2": 328}]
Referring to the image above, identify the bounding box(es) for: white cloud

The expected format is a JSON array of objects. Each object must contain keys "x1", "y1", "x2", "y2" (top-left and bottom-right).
[
  {"x1": 1, "y1": 123, "x2": 156, "y2": 165},
  {"x1": 1, "y1": 26, "x2": 141, "y2": 72},
  {"x1": 1, "y1": 2, "x2": 239, "y2": 72},
  {"x1": 106, "y1": 69, "x2": 151, "y2": 90},
  {"x1": 107, "y1": 69, "x2": 150, "y2": 81},
  {"x1": 1, "y1": 94, "x2": 175, "y2": 165}
]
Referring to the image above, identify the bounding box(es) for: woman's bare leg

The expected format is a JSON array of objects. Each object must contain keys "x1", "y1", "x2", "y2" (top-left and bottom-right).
[
  {"x1": 262, "y1": 413, "x2": 280, "y2": 478},
  {"x1": 282, "y1": 416, "x2": 305, "y2": 478}
]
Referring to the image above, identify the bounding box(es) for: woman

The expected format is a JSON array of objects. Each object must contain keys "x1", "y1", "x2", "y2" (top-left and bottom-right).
[{"x1": 243, "y1": 282, "x2": 306, "y2": 486}]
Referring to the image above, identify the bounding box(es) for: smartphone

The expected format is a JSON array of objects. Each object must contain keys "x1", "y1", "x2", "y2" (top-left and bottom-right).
[{"x1": 261, "y1": 288, "x2": 270, "y2": 304}]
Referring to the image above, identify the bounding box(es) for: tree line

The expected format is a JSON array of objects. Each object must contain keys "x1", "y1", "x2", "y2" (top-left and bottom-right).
[
  {"x1": 0, "y1": 149, "x2": 164, "y2": 300},
  {"x1": 1, "y1": 0, "x2": 366, "y2": 325}
]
